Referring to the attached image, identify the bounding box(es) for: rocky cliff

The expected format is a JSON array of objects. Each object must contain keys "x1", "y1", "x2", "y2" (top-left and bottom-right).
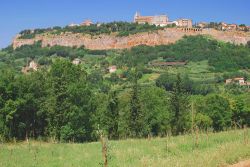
[{"x1": 12, "y1": 28, "x2": 250, "y2": 50}]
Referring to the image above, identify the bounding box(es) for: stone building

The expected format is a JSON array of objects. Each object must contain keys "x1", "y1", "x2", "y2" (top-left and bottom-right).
[
  {"x1": 72, "y1": 58, "x2": 81, "y2": 65},
  {"x1": 225, "y1": 77, "x2": 250, "y2": 88},
  {"x1": 176, "y1": 19, "x2": 193, "y2": 28},
  {"x1": 221, "y1": 22, "x2": 237, "y2": 31},
  {"x1": 134, "y1": 12, "x2": 169, "y2": 26},
  {"x1": 29, "y1": 60, "x2": 38, "y2": 71},
  {"x1": 225, "y1": 77, "x2": 245, "y2": 85},
  {"x1": 22, "y1": 60, "x2": 39, "y2": 73}
]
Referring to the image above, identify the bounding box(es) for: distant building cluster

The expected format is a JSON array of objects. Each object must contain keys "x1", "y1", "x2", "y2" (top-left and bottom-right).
[
  {"x1": 66, "y1": 12, "x2": 249, "y2": 32},
  {"x1": 196, "y1": 22, "x2": 250, "y2": 32},
  {"x1": 220, "y1": 22, "x2": 250, "y2": 31},
  {"x1": 221, "y1": 22, "x2": 238, "y2": 31},
  {"x1": 134, "y1": 12, "x2": 193, "y2": 28}
]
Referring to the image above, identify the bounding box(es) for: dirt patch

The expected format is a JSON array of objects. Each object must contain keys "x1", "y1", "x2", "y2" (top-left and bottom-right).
[{"x1": 228, "y1": 160, "x2": 250, "y2": 167}]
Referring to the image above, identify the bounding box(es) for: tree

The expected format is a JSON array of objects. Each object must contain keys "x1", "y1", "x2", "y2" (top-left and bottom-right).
[
  {"x1": 194, "y1": 113, "x2": 212, "y2": 130},
  {"x1": 129, "y1": 68, "x2": 143, "y2": 137},
  {"x1": 156, "y1": 73, "x2": 176, "y2": 91},
  {"x1": 169, "y1": 74, "x2": 191, "y2": 135},
  {"x1": 92, "y1": 90, "x2": 119, "y2": 140},
  {"x1": 45, "y1": 59, "x2": 91, "y2": 141},
  {"x1": 139, "y1": 86, "x2": 171, "y2": 136},
  {"x1": 232, "y1": 99, "x2": 250, "y2": 128},
  {"x1": 60, "y1": 81, "x2": 93, "y2": 142},
  {"x1": 106, "y1": 91, "x2": 119, "y2": 139},
  {"x1": 0, "y1": 70, "x2": 48, "y2": 140},
  {"x1": 202, "y1": 95, "x2": 232, "y2": 131},
  {"x1": 247, "y1": 41, "x2": 250, "y2": 48}
]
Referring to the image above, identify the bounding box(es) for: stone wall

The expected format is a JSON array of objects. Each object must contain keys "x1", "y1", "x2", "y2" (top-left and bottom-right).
[{"x1": 12, "y1": 28, "x2": 250, "y2": 50}]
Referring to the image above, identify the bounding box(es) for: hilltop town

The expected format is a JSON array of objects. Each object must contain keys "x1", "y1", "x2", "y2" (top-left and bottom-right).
[{"x1": 69, "y1": 12, "x2": 250, "y2": 31}]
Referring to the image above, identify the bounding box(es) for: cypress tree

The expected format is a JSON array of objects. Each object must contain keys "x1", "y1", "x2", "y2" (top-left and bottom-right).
[
  {"x1": 170, "y1": 73, "x2": 190, "y2": 135},
  {"x1": 129, "y1": 68, "x2": 143, "y2": 137}
]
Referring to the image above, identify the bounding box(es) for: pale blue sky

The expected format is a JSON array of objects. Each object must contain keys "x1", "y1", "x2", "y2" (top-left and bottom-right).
[{"x1": 0, "y1": 0, "x2": 249, "y2": 48}]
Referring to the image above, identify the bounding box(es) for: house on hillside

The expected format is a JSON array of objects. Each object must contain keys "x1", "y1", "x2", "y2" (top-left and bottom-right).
[
  {"x1": 225, "y1": 77, "x2": 250, "y2": 87},
  {"x1": 72, "y1": 58, "x2": 81, "y2": 65},
  {"x1": 108, "y1": 65, "x2": 117, "y2": 73},
  {"x1": 238, "y1": 25, "x2": 247, "y2": 31},
  {"x1": 29, "y1": 60, "x2": 38, "y2": 71},
  {"x1": 22, "y1": 60, "x2": 39, "y2": 74},
  {"x1": 221, "y1": 22, "x2": 237, "y2": 31}
]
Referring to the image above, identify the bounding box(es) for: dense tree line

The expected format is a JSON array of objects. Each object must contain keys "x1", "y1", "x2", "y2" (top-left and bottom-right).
[{"x1": 0, "y1": 59, "x2": 249, "y2": 142}]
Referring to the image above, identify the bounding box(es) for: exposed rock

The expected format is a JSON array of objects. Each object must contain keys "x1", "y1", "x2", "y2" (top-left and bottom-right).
[{"x1": 12, "y1": 28, "x2": 250, "y2": 50}]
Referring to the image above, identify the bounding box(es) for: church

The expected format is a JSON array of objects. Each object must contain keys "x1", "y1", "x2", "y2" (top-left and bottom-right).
[
  {"x1": 134, "y1": 12, "x2": 192, "y2": 28},
  {"x1": 134, "y1": 12, "x2": 169, "y2": 27}
]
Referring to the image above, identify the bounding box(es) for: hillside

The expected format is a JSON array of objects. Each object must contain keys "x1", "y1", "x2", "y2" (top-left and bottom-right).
[
  {"x1": 1, "y1": 35, "x2": 250, "y2": 144},
  {"x1": 4, "y1": 35, "x2": 250, "y2": 72},
  {"x1": 12, "y1": 26, "x2": 250, "y2": 50}
]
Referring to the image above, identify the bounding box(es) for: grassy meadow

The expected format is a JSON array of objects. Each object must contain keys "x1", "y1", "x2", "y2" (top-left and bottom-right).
[{"x1": 0, "y1": 129, "x2": 249, "y2": 167}]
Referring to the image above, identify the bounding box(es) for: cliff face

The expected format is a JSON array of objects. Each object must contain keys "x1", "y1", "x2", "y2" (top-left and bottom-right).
[{"x1": 12, "y1": 28, "x2": 250, "y2": 50}]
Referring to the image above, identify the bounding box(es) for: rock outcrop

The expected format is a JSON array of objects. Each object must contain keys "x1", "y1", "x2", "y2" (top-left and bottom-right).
[{"x1": 12, "y1": 28, "x2": 250, "y2": 50}]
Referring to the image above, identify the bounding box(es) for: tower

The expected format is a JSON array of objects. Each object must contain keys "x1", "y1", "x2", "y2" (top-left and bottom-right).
[{"x1": 134, "y1": 11, "x2": 140, "y2": 22}]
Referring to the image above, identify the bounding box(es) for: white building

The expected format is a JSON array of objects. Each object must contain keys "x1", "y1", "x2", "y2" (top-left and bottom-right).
[{"x1": 108, "y1": 66, "x2": 117, "y2": 73}]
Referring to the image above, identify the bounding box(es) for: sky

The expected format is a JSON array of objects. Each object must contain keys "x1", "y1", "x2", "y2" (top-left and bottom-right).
[{"x1": 0, "y1": 0, "x2": 249, "y2": 48}]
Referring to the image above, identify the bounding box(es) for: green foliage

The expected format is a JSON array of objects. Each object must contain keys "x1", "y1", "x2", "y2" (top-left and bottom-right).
[
  {"x1": 139, "y1": 86, "x2": 171, "y2": 136},
  {"x1": 225, "y1": 83, "x2": 248, "y2": 94},
  {"x1": 18, "y1": 22, "x2": 164, "y2": 39},
  {"x1": 198, "y1": 95, "x2": 232, "y2": 131},
  {"x1": 170, "y1": 74, "x2": 191, "y2": 135},
  {"x1": 156, "y1": 73, "x2": 214, "y2": 95},
  {"x1": 232, "y1": 99, "x2": 250, "y2": 127},
  {"x1": 247, "y1": 41, "x2": 250, "y2": 48},
  {"x1": 0, "y1": 70, "x2": 48, "y2": 139},
  {"x1": 156, "y1": 73, "x2": 176, "y2": 91},
  {"x1": 45, "y1": 59, "x2": 93, "y2": 142},
  {"x1": 129, "y1": 69, "x2": 144, "y2": 137},
  {"x1": 194, "y1": 113, "x2": 213, "y2": 130}
]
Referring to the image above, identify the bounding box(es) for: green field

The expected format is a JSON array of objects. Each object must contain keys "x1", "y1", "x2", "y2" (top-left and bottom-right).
[{"x1": 0, "y1": 129, "x2": 249, "y2": 167}]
